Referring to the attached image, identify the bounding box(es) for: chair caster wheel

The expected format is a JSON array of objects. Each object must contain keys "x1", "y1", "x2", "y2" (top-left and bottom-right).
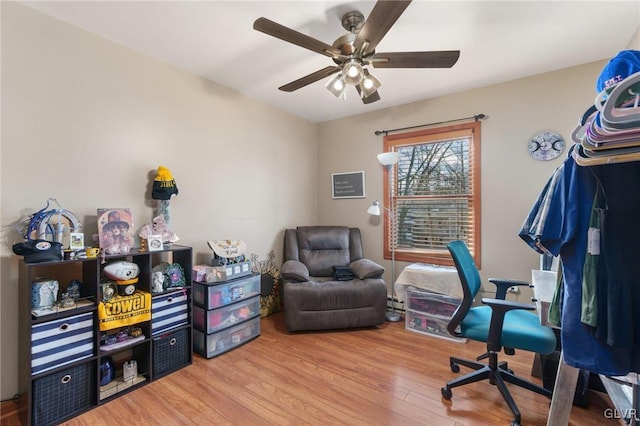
[
  {"x1": 450, "y1": 362, "x2": 460, "y2": 373},
  {"x1": 510, "y1": 421, "x2": 521, "y2": 426},
  {"x1": 441, "y1": 387, "x2": 452, "y2": 400}
]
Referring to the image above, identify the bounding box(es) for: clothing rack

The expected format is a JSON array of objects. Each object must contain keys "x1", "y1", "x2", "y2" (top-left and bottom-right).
[{"x1": 520, "y1": 69, "x2": 640, "y2": 425}]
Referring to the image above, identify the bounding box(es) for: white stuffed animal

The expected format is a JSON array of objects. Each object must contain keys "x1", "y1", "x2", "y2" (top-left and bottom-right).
[{"x1": 139, "y1": 215, "x2": 179, "y2": 244}]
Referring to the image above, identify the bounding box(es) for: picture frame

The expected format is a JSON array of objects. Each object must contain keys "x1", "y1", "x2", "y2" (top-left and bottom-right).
[
  {"x1": 97, "y1": 208, "x2": 134, "y2": 254},
  {"x1": 69, "y1": 232, "x2": 85, "y2": 250},
  {"x1": 146, "y1": 234, "x2": 163, "y2": 252},
  {"x1": 331, "y1": 171, "x2": 365, "y2": 199}
]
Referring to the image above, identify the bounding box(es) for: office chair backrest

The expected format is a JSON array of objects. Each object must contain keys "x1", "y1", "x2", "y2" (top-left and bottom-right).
[{"x1": 446, "y1": 240, "x2": 482, "y2": 337}]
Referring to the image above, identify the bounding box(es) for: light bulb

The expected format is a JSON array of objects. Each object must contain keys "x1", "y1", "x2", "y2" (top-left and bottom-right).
[
  {"x1": 325, "y1": 73, "x2": 347, "y2": 98},
  {"x1": 343, "y1": 59, "x2": 363, "y2": 85},
  {"x1": 359, "y1": 69, "x2": 382, "y2": 98},
  {"x1": 346, "y1": 64, "x2": 360, "y2": 78}
]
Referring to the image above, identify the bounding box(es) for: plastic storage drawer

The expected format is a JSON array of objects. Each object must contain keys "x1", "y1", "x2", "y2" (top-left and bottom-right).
[
  {"x1": 193, "y1": 316, "x2": 260, "y2": 359},
  {"x1": 32, "y1": 360, "x2": 96, "y2": 426},
  {"x1": 194, "y1": 295, "x2": 260, "y2": 334},
  {"x1": 152, "y1": 328, "x2": 191, "y2": 379},
  {"x1": 192, "y1": 260, "x2": 252, "y2": 283},
  {"x1": 152, "y1": 289, "x2": 189, "y2": 336},
  {"x1": 193, "y1": 273, "x2": 260, "y2": 310},
  {"x1": 405, "y1": 287, "x2": 461, "y2": 319},
  {"x1": 405, "y1": 309, "x2": 465, "y2": 342},
  {"x1": 31, "y1": 312, "x2": 95, "y2": 375}
]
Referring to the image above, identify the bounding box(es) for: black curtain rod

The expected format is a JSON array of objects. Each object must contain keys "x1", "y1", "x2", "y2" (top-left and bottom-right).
[{"x1": 374, "y1": 114, "x2": 487, "y2": 136}]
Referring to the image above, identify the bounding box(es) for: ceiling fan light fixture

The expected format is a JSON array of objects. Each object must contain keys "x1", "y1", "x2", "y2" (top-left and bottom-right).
[
  {"x1": 343, "y1": 59, "x2": 363, "y2": 85},
  {"x1": 325, "y1": 73, "x2": 347, "y2": 98},
  {"x1": 255, "y1": 2, "x2": 461, "y2": 105},
  {"x1": 359, "y1": 69, "x2": 382, "y2": 98}
]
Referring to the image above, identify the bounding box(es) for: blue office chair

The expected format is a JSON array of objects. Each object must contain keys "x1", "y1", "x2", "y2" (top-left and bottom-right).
[{"x1": 441, "y1": 240, "x2": 557, "y2": 426}]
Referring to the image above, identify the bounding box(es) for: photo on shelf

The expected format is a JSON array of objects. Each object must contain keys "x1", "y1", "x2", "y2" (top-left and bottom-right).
[
  {"x1": 97, "y1": 208, "x2": 134, "y2": 255},
  {"x1": 146, "y1": 234, "x2": 163, "y2": 252},
  {"x1": 69, "y1": 232, "x2": 85, "y2": 250}
]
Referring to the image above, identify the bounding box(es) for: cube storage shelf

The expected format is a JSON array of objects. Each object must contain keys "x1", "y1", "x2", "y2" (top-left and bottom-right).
[
  {"x1": 193, "y1": 272, "x2": 260, "y2": 359},
  {"x1": 404, "y1": 286, "x2": 466, "y2": 343},
  {"x1": 18, "y1": 245, "x2": 193, "y2": 426}
]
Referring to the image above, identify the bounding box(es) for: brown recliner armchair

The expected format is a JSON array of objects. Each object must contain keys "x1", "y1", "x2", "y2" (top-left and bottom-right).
[{"x1": 281, "y1": 226, "x2": 387, "y2": 332}]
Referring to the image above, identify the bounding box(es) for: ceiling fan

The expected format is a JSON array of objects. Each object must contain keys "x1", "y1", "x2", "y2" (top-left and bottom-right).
[{"x1": 253, "y1": 0, "x2": 460, "y2": 104}]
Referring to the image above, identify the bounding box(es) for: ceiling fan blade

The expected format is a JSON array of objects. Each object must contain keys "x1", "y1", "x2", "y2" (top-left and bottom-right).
[
  {"x1": 362, "y1": 91, "x2": 381, "y2": 104},
  {"x1": 355, "y1": 85, "x2": 381, "y2": 104},
  {"x1": 372, "y1": 51, "x2": 460, "y2": 68},
  {"x1": 354, "y1": 0, "x2": 412, "y2": 56},
  {"x1": 278, "y1": 66, "x2": 341, "y2": 92},
  {"x1": 254, "y1": 17, "x2": 342, "y2": 59}
]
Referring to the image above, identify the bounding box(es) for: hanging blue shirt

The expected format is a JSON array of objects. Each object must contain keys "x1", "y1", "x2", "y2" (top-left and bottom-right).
[{"x1": 520, "y1": 148, "x2": 636, "y2": 376}]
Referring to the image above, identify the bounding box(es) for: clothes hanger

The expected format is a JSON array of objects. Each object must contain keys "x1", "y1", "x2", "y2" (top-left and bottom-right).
[
  {"x1": 570, "y1": 105, "x2": 597, "y2": 145},
  {"x1": 571, "y1": 103, "x2": 640, "y2": 150},
  {"x1": 580, "y1": 140, "x2": 640, "y2": 158},
  {"x1": 573, "y1": 142, "x2": 640, "y2": 166},
  {"x1": 596, "y1": 72, "x2": 640, "y2": 130},
  {"x1": 584, "y1": 118, "x2": 640, "y2": 148}
]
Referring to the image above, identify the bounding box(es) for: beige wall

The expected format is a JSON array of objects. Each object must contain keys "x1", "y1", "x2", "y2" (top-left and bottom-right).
[
  {"x1": 316, "y1": 26, "x2": 638, "y2": 293},
  {"x1": 317, "y1": 60, "x2": 607, "y2": 299},
  {"x1": 629, "y1": 25, "x2": 640, "y2": 49},
  {"x1": 1, "y1": 2, "x2": 317, "y2": 399}
]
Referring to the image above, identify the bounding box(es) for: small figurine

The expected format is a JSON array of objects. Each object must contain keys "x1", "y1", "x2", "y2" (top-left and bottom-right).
[
  {"x1": 115, "y1": 330, "x2": 128, "y2": 342},
  {"x1": 129, "y1": 327, "x2": 143, "y2": 338},
  {"x1": 60, "y1": 292, "x2": 75, "y2": 308},
  {"x1": 67, "y1": 279, "x2": 82, "y2": 301},
  {"x1": 152, "y1": 271, "x2": 166, "y2": 293}
]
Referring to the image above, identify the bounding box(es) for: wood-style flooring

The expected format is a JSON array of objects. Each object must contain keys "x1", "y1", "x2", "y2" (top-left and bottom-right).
[{"x1": 2, "y1": 312, "x2": 619, "y2": 425}]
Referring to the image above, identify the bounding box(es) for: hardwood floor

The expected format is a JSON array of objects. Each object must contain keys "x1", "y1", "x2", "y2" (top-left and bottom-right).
[{"x1": 3, "y1": 312, "x2": 619, "y2": 425}]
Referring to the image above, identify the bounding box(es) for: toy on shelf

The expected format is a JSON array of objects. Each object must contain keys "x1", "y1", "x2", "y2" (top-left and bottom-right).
[
  {"x1": 138, "y1": 214, "x2": 179, "y2": 245},
  {"x1": 151, "y1": 165, "x2": 178, "y2": 232}
]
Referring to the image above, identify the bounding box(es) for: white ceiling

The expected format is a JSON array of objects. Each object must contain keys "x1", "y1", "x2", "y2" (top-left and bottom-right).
[{"x1": 21, "y1": 1, "x2": 640, "y2": 123}]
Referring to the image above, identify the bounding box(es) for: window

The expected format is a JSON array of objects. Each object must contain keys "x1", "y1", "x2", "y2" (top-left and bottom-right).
[{"x1": 382, "y1": 121, "x2": 481, "y2": 266}]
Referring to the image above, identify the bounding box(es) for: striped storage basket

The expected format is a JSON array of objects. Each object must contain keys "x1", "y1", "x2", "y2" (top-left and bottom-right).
[
  {"x1": 152, "y1": 289, "x2": 189, "y2": 336},
  {"x1": 31, "y1": 312, "x2": 94, "y2": 375}
]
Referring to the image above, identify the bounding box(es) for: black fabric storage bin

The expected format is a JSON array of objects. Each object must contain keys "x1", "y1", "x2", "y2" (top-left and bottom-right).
[
  {"x1": 32, "y1": 361, "x2": 96, "y2": 426},
  {"x1": 153, "y1": 328, "x2": 190, "y2": 379}
]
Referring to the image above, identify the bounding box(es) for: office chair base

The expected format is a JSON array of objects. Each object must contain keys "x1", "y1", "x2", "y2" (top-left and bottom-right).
[{"x1": 442, "y1": 355, "x2": 552, "y2": 426}]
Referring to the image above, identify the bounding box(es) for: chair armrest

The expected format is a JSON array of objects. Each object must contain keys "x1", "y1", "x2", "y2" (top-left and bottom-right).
[
  {"x1": 481, "y1": 297, "x2": 536, "y2": 352},
  {"x1": 488, "y1": 278, "x2": 530, "y2": 300},
  {"x1": 349, "y1": 259, "x2": 385, "y2": 279},
  {"x1": 281, "y1": 260, "x2": 310, "y2": 282}
]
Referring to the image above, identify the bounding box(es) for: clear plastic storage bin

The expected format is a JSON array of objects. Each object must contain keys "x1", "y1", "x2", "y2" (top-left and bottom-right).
[
  {"x1": 404, "y1": 287, "x2": 464, "y2": 342},
  {"x1": 405, "y1": 309, "x2": 465, "y2": 342},
  {"x1": 405, "y1": 287, "x2": 461, "y2": 319},
  {"x1": 193, "y1": 316, "x2": 260, "y2": 359},
  {"x1": 194, "y1": 295, "x2": 260, "y2": 334},
  {"x1": 193, "y1": 273, "x2": 260, "y2": 310}
]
